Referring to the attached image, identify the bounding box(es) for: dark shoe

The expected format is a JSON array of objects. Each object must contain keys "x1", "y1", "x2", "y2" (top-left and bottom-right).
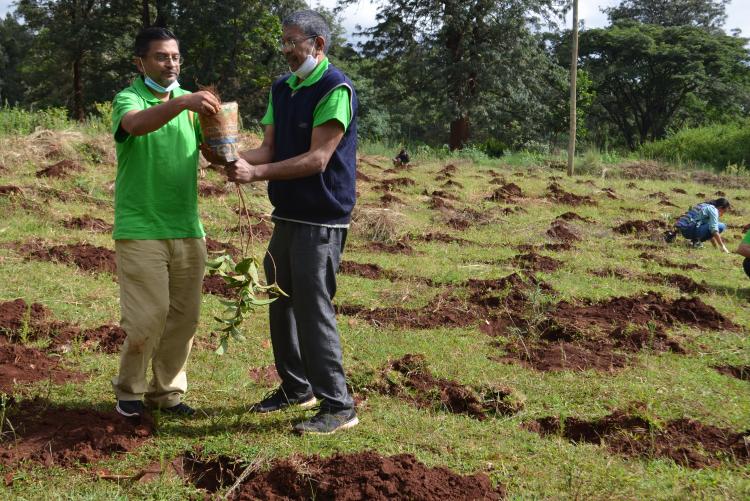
[
  {"x1": 250, "y1": 387, "x2": 317, "y2": 413},
  {"x1": 293, "y1": 408, "x2": 358, "y2": 435},
  {"x1": 690, "y1": 239, "x2": 704, "y2": 249},
  {"x1": 663, "y1": 230, "x2": 677, "y2": 243},
  {"x1": 161, "y1": 402, "x2": 196, "y2": 416},
  {"x1": 116, "y1": 400, "x2": 145, "y2": 417}
]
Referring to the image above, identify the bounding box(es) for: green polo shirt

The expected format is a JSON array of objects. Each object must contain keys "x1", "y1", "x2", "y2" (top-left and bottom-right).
[
  {"x1": 111, "y1": 77, "x2": 204, "y2": 240},
  {"x1": 261, "y1": 58, "x2": 351, "y2": 131},
  {"x1": 743, "y1": 231, "x2": 750, "y2": 244}
]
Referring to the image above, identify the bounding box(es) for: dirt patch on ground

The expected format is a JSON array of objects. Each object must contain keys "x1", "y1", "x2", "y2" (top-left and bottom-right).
[
  {"x1": 713, "y1": 365, "x2": 750, "y2": 381},
  {"x1": 0, "y1": 341, "x2": 86, "y2": 394},
  {"x1": 589, "y1": 268, "x2": 638, "y2": 280},
  {"x1": 659, "y1": 199, "x2": 679, "y2": 208},
  {"x1": 616, "y1": 160, "x2": 682, "y2": 181},
  {"x1": 198, "y1": 181, "x2": 227, "y2": 197},
  {"x1": 512, "y1": 252, "x2": 564, "y2": 272},
  {"x1": 340, "y1": 260, "x2": 387, "y2": 280},
  {"x1": 546, "y1": 221, "x2": 580, "y2": 243},
  {"x1": 639, "y1": 252, "x2": 704, "y2": 270},
  {"x1": 556, "y1": 211, "x2": 593, "y2": 223},
  {"x1": 439, "y1": 164, "x2": 458, "y2": 175},
  {"x1": 248, "y1": 365, "x2": 281, "y2": 386},
  {"x1": 410, "y1": 232, "x2": 473, "y2": 245},
  {"x1": 36, "y1": 159, "x2": 84, "y2": 178},
  {"x1": 183, "y1": 450, "x2": 504, "y2": 499},
  {"x1": 613, "y1": 219, "x2": 668, "y2": 235},
  {"x1": 546, "y1": 183, "x2": 596, "y2": 206},
  {"x1": 205, "y1": 237, "x2": 241, "y2": 259},
  {"x1": 525, "y1": 407, "x2": 749, "y2": 469},
  {"x1": 672, "y1": 188, "x2": 687, "y2": 194},
  {"x1": 375, "y1": 177, "x2": 416, "y2": 192},
  {"x1": 0, "y1": 399, "x2": 153, "y2": 467},
  {"x1": 424, "y1": 189, "x2": 459, "y2": 201},
  {"x1": 0, "y1": 185, "x2": 23, "y2": 196},
  {"x1": 441, "y1": 180, "x2": 464, "y2": 189},
  {"x1": 62, "y1": 215, "x2": 112, "y2": 233},
  {"x1": 202, "y1": 274, "x2": 234, "y2": 298},
  {"x1": 19, "y1": 241, "x2": 116, "y2": 274},
  {"x1": 645, "y1": 273, "x2": 709, "y2": 294},
  {"x1": 230, "y1": 220, "x2": 273, "y2": 240},
  {"x1": 517, "y1": 243, "x2": 574, "y2": 252},
  {"x1": 368, "y1": 353, "x2": 522, "y2": 420},
  {"x1": 78, "y1": 325, "x2": 127, "y2": 354},
  {"x1": 379, "y1": 193, "x2": 404, "y2": 206},
  {"x1": 363, "y1": 240, "x2": 415, "y2": 255},
  {"x1": 486, "y1": 183, "x2": 524, "y2": 202},
  {"x1": 429, "y1": 194, "x2": 455, "y2": 211},
  {"x1": 356, "y1": 170, "x2": 373, "y2": 182}
]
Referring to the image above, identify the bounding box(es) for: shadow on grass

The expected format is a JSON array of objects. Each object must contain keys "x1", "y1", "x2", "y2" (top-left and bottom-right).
[
  {"x1": 705, "y1": 283, "x2": 750, "y2": 301},
  {"x1": 153, "y1": 404, "x2": 308, "y2": 437}
]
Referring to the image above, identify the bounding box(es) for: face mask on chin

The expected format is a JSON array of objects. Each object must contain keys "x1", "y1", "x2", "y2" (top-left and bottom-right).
[
  {"x1": 292, "y1": 54, "x2": 318, "y2": 79},
  {"x1": 139, "y1": 58, "x2": 180, "y2": 93}
]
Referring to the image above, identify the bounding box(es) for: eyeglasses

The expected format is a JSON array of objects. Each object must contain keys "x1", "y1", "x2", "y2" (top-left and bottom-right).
[
  {"x1": 153, "y1": 53, "x2": 184, "y2": 64},
  {"x1": 279, "y1": 36, "x2": 316, "y2": 51}
]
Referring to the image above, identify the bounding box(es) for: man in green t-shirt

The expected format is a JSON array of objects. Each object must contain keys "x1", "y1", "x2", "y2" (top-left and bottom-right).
[
  {"x1": 110, "y1": 27, "x2": 220, "y2": 418},
  {"x1": 737, "y1": 230, "x2": 750, "y2": 278}
]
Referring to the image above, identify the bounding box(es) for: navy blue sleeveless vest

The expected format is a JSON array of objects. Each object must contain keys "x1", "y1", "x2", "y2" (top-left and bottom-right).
[{"x1": 267, "y1": 64, "x2": 358, "y2": 225}]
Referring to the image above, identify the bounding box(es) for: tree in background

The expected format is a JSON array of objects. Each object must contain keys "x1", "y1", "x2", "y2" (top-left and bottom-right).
[
  {"x1": 604, "y1": 0, "x2": 730, "y2": 32},
  {"x1": 0, "y1": 14, "x2": 32, "y2": 106}
]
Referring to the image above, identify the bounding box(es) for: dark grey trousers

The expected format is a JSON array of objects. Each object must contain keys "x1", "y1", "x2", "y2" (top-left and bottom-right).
[{"x1": 263, "y1": 219, "x2": 353, "y2": 411}]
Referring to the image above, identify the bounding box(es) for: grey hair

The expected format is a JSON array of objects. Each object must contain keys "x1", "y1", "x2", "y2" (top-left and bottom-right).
[{"x1": 282, "y1": 10, "x2": 331, "y2": 54}]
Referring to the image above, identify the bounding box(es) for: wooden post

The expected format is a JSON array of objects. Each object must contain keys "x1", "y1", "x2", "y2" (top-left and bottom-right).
[{"x1": 567, "y1": 0, "x2": 579, "y2": 177}]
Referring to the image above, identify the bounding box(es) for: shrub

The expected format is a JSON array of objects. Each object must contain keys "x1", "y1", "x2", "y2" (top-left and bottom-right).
[{"x1": 0, "y1": 105, "x2": 71, "y2": 135}]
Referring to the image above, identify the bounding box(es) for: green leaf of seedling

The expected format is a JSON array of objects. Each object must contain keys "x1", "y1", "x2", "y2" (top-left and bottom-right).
[
  {"x1": 215, "y1": 337, "x2": 228, "y2": 355},
  {"x1": 235, "y1": 258, "x2": 254, "y2": 274},
  {"x1": 249, "y1": 297, "x2": 276, "y2": 306},
  {"x1": 248, "y1": 261, "x2": 259, "y2": 283}
]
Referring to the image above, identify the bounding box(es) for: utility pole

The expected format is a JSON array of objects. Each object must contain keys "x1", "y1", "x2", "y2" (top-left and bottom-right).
[{"x1": 567, "y1": 0, "x2": 579, "y2": 177}]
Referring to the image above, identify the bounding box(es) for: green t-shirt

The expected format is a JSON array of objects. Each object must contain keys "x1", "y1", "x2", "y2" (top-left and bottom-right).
[
  {"x1": 743, "y1": 231, "x2": 750, "y2": 244},
  {"x1": 261, "y1": 58, "x2": 352, "y2": 131},
  {"x1": 111, "y1": 77, "x2": 205, "y2": 240}
]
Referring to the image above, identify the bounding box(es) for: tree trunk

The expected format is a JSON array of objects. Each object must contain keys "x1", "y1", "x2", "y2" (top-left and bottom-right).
[
  {"x1": 142, "y1": 0, "x2": 150, "y2": 27},
  {"x1": 73, "y1": 55, "x2": 84, "y2": 121},
  {"x1": 449, "y1": 116, "x2": 469, "y2": 151}
]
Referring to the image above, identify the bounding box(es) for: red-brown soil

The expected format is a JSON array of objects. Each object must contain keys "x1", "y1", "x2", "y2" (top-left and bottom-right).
[
  {"x1": 546, "y1": 221, "x2": 580, "y2": 243},
  {"x1": 78, "y1": 324, "x2": 127, "y2": 354},
  {"x1": 248, "y1": 365, "x2": 281, "y2": 386},
  {"x1": 525, "y1": 408, "x2": 749, "y2": 469},
  {"x1": 19, "y1": 241, "x2": 116, "y2": 274},
  {"x1": 589, "y1": 268, "x2": 637, "y2": 280},
  {"x1": 715, "y1": 190, "x2": 726, "y2": 196},
  {"x1": 379, "y1": 193, "x2": 404, "y2": 206},
  {"x1": 486, "y1": 183, "x2": 524, "y2": 202},
  {"x1": 231, "y1": 219, "x2": 273, "y2": 240},
  {"x1": 356, "y1": 170, "x2": 373, "y2": 182},
  {"x1": 556, "y1": 211, "x2": 593, "y2": 223},
  {"x1": 36, "y1": 159, "x2": 83, "y2": 178},
  {"x1": 645, "y1": 273, "x2": 709, "y2": 294},
  {"x1": 0, "y1": 399, "x2": 153, "y2": 467},
  {"x1": 424, "y1": 189, "x2": 459, "y2": 201},
  {"x1": 546, "y1": 183, "x2": 596, "y2": 206},
  {"x1": 411, "y1": 232, "x2": 473, "y2": 245},
  {"x1": 370, "y1": 354, "x2": 521, "y2": 420},
  {"x1": 441, "y1": 180, "x2": 464, "y2": 189},
  {"x1": 494, "y1": 341, "x2": 628, "y2": 372},
  {"x1": 613, "y1": 219, "x2": 668, "y2": 235},
  {"x1": 198, "y1": 181, "x2": 227, "y2": 197},
  {"x1": 741, "y1": 223, "x2": 750, "y2": 233},
  {"x1": 517, "y1": 242, "x2": 574, "y2": 252},
  {"x1": 659, "y1": 199, "x2": 679, "y2": 208},
  {"x1": 601, "y1": 188, "x2": 619, "y2": 200},
  {"x1": 672, "y1": 188, "x2": 687, "y2": 194},
  {"x1": 639, "y1": 252, "x2": 704, "y2": 270},
  {"x1": 439, "y1": 164, "x2": 458, "y2": 174},
  {"x1": 375, "y1": 177, "x2": 415, "y2": 192},
  {"x1": 202, "y1": 274, "x2": 234, "y2": 298},
  {"x1": 205, "y1": 237, "x2": 241, "y2": 259},
  {"x1": 62, "y1": 215, "x2": 112, "y2": 233},
  {"x1": 340, "y1": 260, "x2": 387, "y2": 280},
  {"x1": 696, "y1": 192, "x2": 706, "y2": 197},
  {"x1": 713, "y1": 365, "x2": 750, "y2": 381},
  {"x1": 0, "y1": 185, "x2": 23, "y2": 196},
  {"x1": 187, "y1": 451, "x2": 505, "y2": 499},
  {"x1": 648, "y1": 191, "x2": 668, "y2": 199},
  {"x1": 429, "y1": 194, "x2": 454, "y2": 210},
  {"x1": 512, "y1": 252, "x2": 564, "y2": 272},
  {"x1": 0, "y1": 341, "x2": 85, "y2": 394},
  {"x1": 364, "y1": 240, "x2": 415, "y2": 255}
]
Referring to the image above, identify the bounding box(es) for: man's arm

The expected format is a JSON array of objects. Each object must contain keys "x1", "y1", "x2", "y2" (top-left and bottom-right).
[
  {"x1": 239, "y1": 124, "x2": 276, "y2": 165},
  {"x1": 121, "y1": 91, "x2": 220, "y2": 137},
  {"x1": 712, "y1": 231, "x2": 730, "y2": 253},
  {"x1": 227, "y1": 120, "x2": 344, "y2": 183}
]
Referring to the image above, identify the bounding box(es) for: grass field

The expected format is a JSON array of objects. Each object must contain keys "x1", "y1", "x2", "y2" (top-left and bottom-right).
[{"x1": 0, "y1": 129, "x2": 748, "y2": 499}]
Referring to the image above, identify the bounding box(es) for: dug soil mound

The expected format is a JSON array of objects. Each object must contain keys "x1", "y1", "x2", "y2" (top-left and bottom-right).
[
  {"x1": 356, "y1": 170, "x2": 373, "y2": 182},
  {"x1": 0, "y1": 399, "x2": 153, "y2": 467},
  {"x1": 248, "y1": 365, "x2": 281, "y2": 386},
  {"x1": 198, "y1": 181, "x2": 227, "y2": 197},
  {"x1": 639, "y1": 252, "x2": 704, "y2": 271},
  {"x1": 613, "y1": 219, "x2": 668, "y2": 235},
  {"x1": 20, "y1": 241, "x2": 116, "y2": 274},
  {"x1": 439, "y1": 164, "x2": 458, "y2": 174},
  {"x1": 379, "y1": 193, "x2": 404, "y2": 206},
  {"x1": 205, "y1": 237, "x2": 241, "y2": 259},
  {"x1": 0, "y1": 185, "x2": 23, "y2": 196},
  {"x1": 79, "y1": 324, "x2": 126, "y2": 354},
  {"x1": 375, "y1": 177, "x2": 416, "y2": 192},
  {"x1": 0, "y1": 341, "x2": 85, "y2": 394},
  {"x1": 556, "y1": 211, "x2": 593, "y2": 223},
  {"x1": 484, "y1": 291, "x2": 736, "y2": 372},
  {"x1": 369, "y1": 354, "x2": 522, "y2": 420},
  {"x1": 230, "y1": 219, "x2": 273, "y2": 240},
  {"x1": 546, "y1": 183, "x2": 596, "y2": 206},
  {"x1": 410, "y1": 232, "x2": 473, "y2": 245},
  {"x1": 441, "y1": 179, "x2": 464, "y2": 189},
  {"x1": 180, "y1": 450, "x2": 505, "y2": 499},
  {"x1": 525, "y1": 408, "x2": 749, "y2": 469},
  {"x1": 62, "y1": 215, "x2": 112, "y2": 233},
  {"x1": 546, "y1": 221, "x2": 580, "y2": 243},
  {"x1": 616, "y1": 160, "x2": 681, "y2": 181},
  {"x1": 363, "y1": 240, "x2": 415, "y2": 255},
  {"x1": 645, "y1": 273, "x2": 708, "y2": 294},
  {"x1": 486, "y1": 183, "x2": 524, "y2": 202},
  {"x1": 202, "y1": 274, "x2": 234, "y2": 298},
  {"x1": 512, "y1": 252, "x2": 564, "y2": 272},
  {"x1": 36, "y1": 159, "x2": 84, "y2": 178},
  {"x1": 340, "y1": 260, "x2": 387, "y2": 280},
  {"x1": 713, "y1": 365, "x2": 750, "y2": 381}
]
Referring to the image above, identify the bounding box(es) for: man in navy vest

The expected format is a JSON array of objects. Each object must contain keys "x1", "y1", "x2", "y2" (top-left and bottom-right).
[{"x1": 219, "y1": 10, "x2": 358, "y2": 435}]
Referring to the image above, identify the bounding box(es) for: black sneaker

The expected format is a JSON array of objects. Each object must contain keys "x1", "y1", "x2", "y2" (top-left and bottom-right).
[
  {"x1": 116, "y1": 400, "x2": 145, "y2": 417},
  {"x1": 249, "y1": 387, "x2": 317, "y2": 413},
  {"x1": 664, "y1": 230, "x2": 677, "y2": 243},
  {"x1": 161, "y1": 402, "x2": 196, "y2": 416},
  {"x1": 293, "y1": 407, "x2": 358, "y2": 435}
]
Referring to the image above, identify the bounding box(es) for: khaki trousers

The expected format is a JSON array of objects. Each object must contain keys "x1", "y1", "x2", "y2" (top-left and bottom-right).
[{"x1": 112, "y1": 238, "x2": 206, "y2": 407}]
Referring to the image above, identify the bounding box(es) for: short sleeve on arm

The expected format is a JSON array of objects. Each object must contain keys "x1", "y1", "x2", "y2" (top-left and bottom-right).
[
  {"x1": 313, "y1": 86, "x2": 351, "y2": 131},
  {"x1": 112, "y1": 90, "x2": 143, "y2": 143},
  {"x1": 260, "y1": 91, "x2": 274, "y2": 126}
]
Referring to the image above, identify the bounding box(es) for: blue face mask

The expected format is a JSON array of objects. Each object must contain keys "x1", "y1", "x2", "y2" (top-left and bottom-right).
[{"x1": 144, "y1": 75, "x2": 180, "y2": 94}]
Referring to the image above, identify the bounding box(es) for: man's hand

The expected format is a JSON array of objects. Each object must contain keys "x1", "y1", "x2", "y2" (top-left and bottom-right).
[
  {"x1": 180, "y1": 91, "x2": 220, "y2": 115},
  {"x1": 225, "y1": 158, "x2": 257, "y2": 184}
]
